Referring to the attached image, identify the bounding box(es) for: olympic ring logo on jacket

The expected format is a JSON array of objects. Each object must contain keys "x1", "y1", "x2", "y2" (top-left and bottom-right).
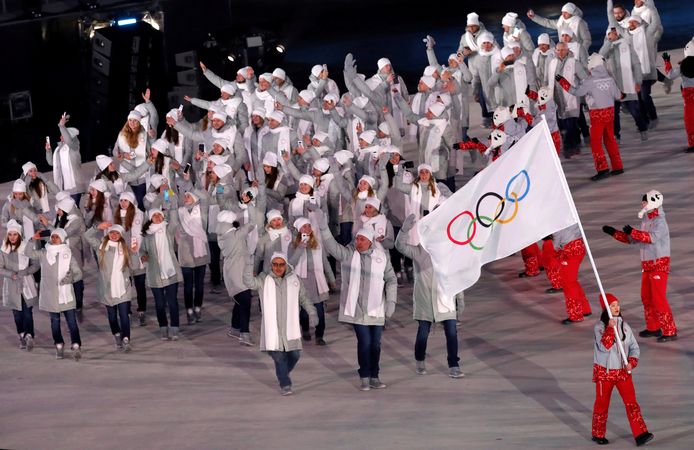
[{"x1": 446, "y1": 170, "x2": 530, "y2": 250}]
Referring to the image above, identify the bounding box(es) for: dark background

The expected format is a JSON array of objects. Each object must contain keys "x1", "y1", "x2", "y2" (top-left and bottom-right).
[{"x1": 0, "y1": 0, "x2": 691, "y2": 182}]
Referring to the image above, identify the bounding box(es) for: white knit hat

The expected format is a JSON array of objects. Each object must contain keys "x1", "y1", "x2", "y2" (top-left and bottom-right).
[
  {"x1": 89, "y1": 179, "x2": 107, "y2": 193},
  {"x1": 151, "y1": 139, "x2": 169, "y2": 155},
  {"x1": 272, "y1": 68, "x2": 286, "y2": 80},
  {"x1": 293, "y1": 217, "x2": 310, "y2": 231},
  {"x1": 21, "y1": 161, "x2": 37, "y2": 176},
  {"x1": 221, "y1": 84, "x2": 236, "y2": 95},
  {"x1": 262, "y1": 152, "x2": 279, "y2": 167},
  {"x1": 365, "y1": 197, "x2": 381, "y2": 211},
  {"x1": 148, "y1": 208, "x2": 164, "y2": 220},
  {"x1": 299, "y1": 90, "x2": 316, "y2": 103},
  {"x1": 50, "y1": 228, "x2": 68, "y2": 242},
  {"x1": 96, "y1": 155, "x2": 113, "y2": 171},
  {"x1": 420, "y1": 76, "x2": 436, "y2": 89},
  {"x1": 560, "y1": 27, "x2": 574, "y2": 38},
  {"x1": 217, "y1": 210, "x2": 238, "y2": 224},
  {"x1": 561, "y1": 2, "x2": 576, "y2": 15},
  {"x1": 311, "y1": 64, "x2": 323, "y2": 78},
  {"x1": 313, "y1": 158, "x2": 330, "y2": 173},
  {"x1": 377, "y1": 57, "x2": 391, "y2": 71},
  {"x1": 56, "y1": 197, "x2": 75, "y2": 213},
  {"x1": 209, "y1": 155, "x2": 228, "y2": 166},
  {"x1": 267, "y1": 110, "x2": 285, "y2": 123},
  {"x1": 259, "y1": 72, "x2": 273, "y2": 83},
  {"x1": 423, "y1": 66, "x2": 438, "y2": 77},
  {"x1": 213, "y1": 164, "x2": 232, "y2": 179},
  {"x1": 119, "y1": 191, "x2": 136, "y2": 205},
  {"x1": 212, "y1": 111, "x2": 227, "y2": 122},
  {"x1": 107, "y1": 224, "x2": 125, "y2": 236},
  {"x1": 299, "y1": 174, "x2": 315, "y2": 188},
  {"x1": 359, "y1": 130, "x2": 377, "y2": 144},
  {"x1": 127, "y1": 110, "x2": 142, "y2": 121},
  {"x1": 359, "y1": 175, "x2": 376, "y2": 187},
  {"x1": 12, "y1": 179, "x2": 26, "y2": 193},
  {"x1": 467, "y1": 12, "x2": 480, "y2": 26},
  {"x1": 5, "y1": 219, "x2": 22, "y2": 236},
  {"x1": 323, "y1": 93, "x2": 339, "y2": 104},
  {"x1": 502, "y1": 12, "x2": 517, "y2": 28},
  {"x1": 537, "y1": 33, "x2": 551, "y2": 45},
  {"x1": 477, "y1": 31, "x2": 495, "y2": 47},
  {"x1": 266, "y1": 209, "x2": 283, "y2": 222},
  {"x1": 500, "y1": 46, "x2": 515, "y2": 59},
  {"x1": 334, "y1": 150, "x2": 354, "y2": 166},
  {"x1": 418, "y1": 163, "x2": 433, "y2": 174},
  {"x1": 356, "y1": 227, "x2": 374, "y2": 242},
  {"x1": 251, "y1": 107, "x2": 266, "y2": 118},
  {"x1": 587, "y1": 53, "x2": 605, "y2": 71}
]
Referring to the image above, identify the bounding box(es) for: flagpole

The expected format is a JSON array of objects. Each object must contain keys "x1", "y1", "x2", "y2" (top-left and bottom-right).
[{"x1": 539, "y1": 117, "x2": 631, "y2": 370}]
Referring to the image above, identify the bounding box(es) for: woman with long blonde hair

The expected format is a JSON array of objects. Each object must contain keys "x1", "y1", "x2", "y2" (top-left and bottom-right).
[{"x1": 85, "y1": 224, "x2": 133, "y2": 351}]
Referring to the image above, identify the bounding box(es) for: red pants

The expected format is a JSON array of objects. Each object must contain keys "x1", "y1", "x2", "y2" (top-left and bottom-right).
[
  {"x1": 683, "y1": 87, "x2": 694, "y2": 147},
  {"x1": 541, "y1": 240, "x2": 562, "y2": 289},
  {"x1": 589, "y1": 108, "x2": 623, "y2": 172},
  {"x1": 551, "y1": 130, "x2": 562, "y2": 154},
  {"x1": 592, "y1": 377, "x2": 649, "y2": 439},
  {"x1": 560, "y1": 240, "x2": 591, "y2": 321},
  {"x1": 641, "y1": 271, "x2": 677, "y2": 336},
  {"x1": 521, "y1": 243, "x2": 541, "y2": 276}
]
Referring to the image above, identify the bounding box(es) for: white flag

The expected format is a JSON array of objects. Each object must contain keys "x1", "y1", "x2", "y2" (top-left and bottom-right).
[{"x1": 417, "y1": 119, "x2": 579, "y2": 297}]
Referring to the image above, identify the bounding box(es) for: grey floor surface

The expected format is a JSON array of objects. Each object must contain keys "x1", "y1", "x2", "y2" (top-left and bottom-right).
[{"x1": 1, "y1": 58, "x2": 693, "y2": 450}]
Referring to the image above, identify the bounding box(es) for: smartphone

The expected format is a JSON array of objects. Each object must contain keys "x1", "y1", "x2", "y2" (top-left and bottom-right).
[
  {"x1": 403, "y1": 160, "x2": 415, "y2": 169},
  {"x1": 45, "y1": 136, "x2": 50, "y2": 146},
  {"x1": 504, "y1": 60, "x2": 514, "y2": 66},
  {"x1": 184, "y1": 163, "x2": 191, "y2": 174},
  {"x1": 301, "y1": 233, "x2": 309, "y2": 243},
  {"x1": 178, "y1": 104, "x2": 184, "y2": 113},
  {"x1": 198, "y1": 143, "x2": 205, "y2": 152},
  {"x1": 297, "y1": 140, "x2": 303, "y2": 147}
]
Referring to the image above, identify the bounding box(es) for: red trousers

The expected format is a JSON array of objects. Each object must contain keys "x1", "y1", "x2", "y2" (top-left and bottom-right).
[
  {"x1": 641, "y1": 271, "x2": 678, "y2": 336},
  {"x1": 551, "y1": 130, "x2": 562, "y2": 154},
  {"x1": 521, "y1": 243, "x2": 541, "y2": 276},
  {"x1": 541, "y1": 240, "x2": 562, "y2": 289},
  {"x1": 683, "y1": 87, "x2": 694, "y2": 147},
  {"x1": 589, "y1": 108, "x2": 623, "y2": 172},
  {"x1": 592, "y1": 377, "x2": 649, "y2": 439},
  {"x1": 560, "y1": 240, "x2": 591, "y2": 321}
]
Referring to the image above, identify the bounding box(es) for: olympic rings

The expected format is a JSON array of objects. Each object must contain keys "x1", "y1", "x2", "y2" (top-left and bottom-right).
[{"x1": 445, "y1": 170, "x2": 531, "y2": 248}]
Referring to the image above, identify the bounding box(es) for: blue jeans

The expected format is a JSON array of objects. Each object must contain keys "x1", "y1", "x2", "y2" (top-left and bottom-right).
[
  {"x1": 151, "y1": 283, "x2": 179, "y2": 327},
  {"x1": 638, "y1": 79, "x2": 657, "y2": 121},
  {"x1": 614, "y1": 100, "x2": 648, "y2": 136},
  {"x1": 231, "y1": 289, "x2": 251, "y2": 332},
  {"x1": 414, "y1": 320, "x2": 460, "y2": 368},
  {"x1": 182, "y1": 265, "x2": 206, "y2": 309},
  {"x1": 12, "y1": 298, "x2": 34, "y2": 337},
  {"x1": 106, "y1": 302, "x2": 131, "y2": 339},
  {"x1": 338, "y1": 222, "x2": 354, "y2": 246},
  {"x1": 353, "y1": 324, "x2": 383, "y2": 378},
  {"x1": 268, "y1": 350, "x2": 301, "y2": 388},
  {"x1": 300, "y1": 301, "x2": 325, "y2": 338},
  {"x1": 49, "y1": 309, "x2": 81, "y2": 345},
  {"x1": 208, "y1": 240, "x2": 221, "y2": 287},
  {"x1": 131, "y1": 183, "x2": 147, "y2": 212},
  {"x1": 134, "y1": 273, "x2": 147, "y2": 312}
]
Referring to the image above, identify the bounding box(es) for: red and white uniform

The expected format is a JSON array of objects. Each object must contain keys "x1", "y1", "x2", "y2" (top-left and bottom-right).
[{"x1": 555, "y1": 224, "x2": 591, "y2": 321}]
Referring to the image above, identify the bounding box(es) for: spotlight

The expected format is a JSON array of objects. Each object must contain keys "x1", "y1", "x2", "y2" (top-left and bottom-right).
[
  {"x1": 142, "y1": 12, "x2": 161, "y2": 31},
  {"x1": 275, "y1": 44, "x2": 285, "y2": 54},
  {"x1": 227, "y1": 54, "x2": 236, "y2": 62},
  {"x1": 117, "y1": 18, "x2": 137, "y2": 26}
]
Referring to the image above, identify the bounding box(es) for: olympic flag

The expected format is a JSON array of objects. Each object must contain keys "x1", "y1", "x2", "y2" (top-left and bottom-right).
[{"x1": 417, "y1": 119, "x2": 579, "y2": 297}]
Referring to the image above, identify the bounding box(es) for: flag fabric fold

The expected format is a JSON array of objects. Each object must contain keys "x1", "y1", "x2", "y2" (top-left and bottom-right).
[{"x1": 417, "y1": 119, "x2": 579, "y2": 297}]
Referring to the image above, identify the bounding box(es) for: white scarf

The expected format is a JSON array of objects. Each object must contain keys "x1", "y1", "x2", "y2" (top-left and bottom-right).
[
  {"x1": 254, "y1": 89, "x2": 275, "y2": 114},
  {"x1": 464, "y1": 31, "x2": 480, "y2": 52},
  {"x1": 2, "y1": 242, "x2": 38, "y2": 300},
  {"x1": 411, "y1": 92, "x2": 434, "y2": 116},
  {"x1": 615, "y1": 40, "x2": 637, "y2": 94},
  {"x1": 178, "y1": 204, "x2": 208, "y2": 258},
  {"x1": 344, "y1": 248, "x2": 387, "y2": 318},
  {"x1": 45, "y1": 243, "x2": 74, "y2": 305},
  {"x1": 147, "y1": 222, "x2": 177, "y2": 280},
  {"x1": 295, "y1": 246, "x2": 329, "y2": 295},
  {"x1": 512, "y1": 59, "x2": 529, "y2": 104},
  {"x1": 557, "y1": 14, "x2": 581, "y2": 36},
  {"x1": 269, "y1": 126, "x2": 291, "y2": 157},
  {"x1": 261, "y1": 273, "x2": 301, "y2": 351},
  {"x1": 54, "y1": 144, "x2": 77, "y2": 190},
  {"x1": 106, "y1": 241, "x2": 128, "y2": 298},
  {"x1": 418, "y1": 118, "x2": 447, "y2": 173},
  {"x1": 316, "y1": 173, "x2": 334, "y2": 199},
  {"x1": 29, "y1": 182, "x2": 50, "y2": 213},
  {"x1": 124, "y1": 209, "x2": 145, "y2": 270},
  {"x1": 267, "y1": 227, "x2": 292, "y2": 254},
  {"x1": 360, "y1": 214, "x2": 388, "y2": 241},
  {"x1": 222, "y1": 96, "x2": 242, "y2": 118},
  {"x1": 406, "y1": 182, "x2": 442, "y2": 245},
  {"x1": 349, "y1": 116, "x2": 365, "y2": 152},
  {"x1": 291, "y1": 192, "x2": 310, "y2": 217},
  {"x1": 548, "y1": 57, "x2": 579, "y2": 111},
  {"x1": 629, "y1": 26, "x2": 651, "y2": 74},
  {"x1": 532, "y1": 48, "x2": 551, "y2": 68},
  {"x1": 117, "y1": 132, "x2": 147, "y2": 180}
]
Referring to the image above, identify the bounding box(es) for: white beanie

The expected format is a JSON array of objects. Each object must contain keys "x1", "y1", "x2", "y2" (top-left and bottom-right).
[
  {"x1": 272, "y1": 68, "x2": 286, "y2": 80},
  {"x1": 561, "y1": 2, "x2": 576, "y2": 15},
  {"x1": 55, "y1": 191, "x2": 70, "y2": 202},
  {"x1": 629, "y1": 15, "x2": 642, "y2": 24},
  {"x1": 221, "y1": 84, "x2": 237, "y2": 95},
  {"x1": 313, "y1": 158, "x2": 330, "y2": 173},
  {"x1": 236, "y1": 66, "x2": 251, "y2": 76},
  {"x1": 56, "y1": 197, "x2": 75, "y2": 213},
  {"x1": 212, "y1": 112, "x2": 227, "y2": 122},
  {"x1": 259, "y1": 72, "x2": 273, "y2": 83},
  {"x1": 311, "y1": 64, "x2": 323, "y2": 78},
  {"x1": 560, "y1": 27, "x2": 574, "y2": 38},
  {"x1": 365, "y1": 197, "x2": 381, "y2": 211},
  {"x1": 359, "y1": 130, "x2": 377, "y2": 144},
  {"x1": 418, "y1": 163, "x2": 433, "y2": 174},
  {"x1": 428, "y1": 102, "x2": 445, "y2": 117},
  {"x1": 420, "y1": 76, "x2": 436, "y2": 89},
  {"x1": 299, "y1": 90, "x2": 316, "y2": 103},
  {"x1": 588, "y1": 53, "x2": 605, "y2": 71},
  {"x1": 266, "y1": 209, "x2": 283, "y2": 222},
  {"x1": 6, "y1": 219, "x2": 23, "y2": 236},
  {"x1": 359, "y1": 175, "x2": 376, "y2": 187},
  {"x1": 251, "y1": 107, "x2": 266, "y2": 118},
  {"x1": 209, "y1": 155, "x2": 228, "y2": 166},
  {"x1": 378, "y1": 122, "x2": 390, "y2": 135},
  {"x1": 299, "y1": 174, "x2": 315, "y2": 188},
  {"x1": 537, "y1": 33, "x2": 551, "y2": 45},
  {"x1": 89, "y1": 179, "x2": 107, "y2": 193},
  {"x1": 323, "y1": 93, "x2": 339, "y2": 104},
  {"x1": 213, "y1": 164, "x2": 232, "y2": 179},
  {"x1": 477, "y1": 31, "x2": 495, "y2": 47},
  {"x1": 148, "y1": 208, "x2": 164, "y2": 220},
  {"x1": 21, "y1": 161, "x2": 37, "y2": 176},
  {"x1": 119, "y1": 191, "x2": 136, "y2": 205},
  {"x1": 502, "y1": 12, "x2": 517, "y2": 28},
  {"x1": 507, "y1": 41, "x2": 521, "y2": 49},
  {"x1": 12, "y1": 179, "x2": 26, "y2": 193},
  {"x1": 107, "y1": 224, "x2": 125, "y2": 236},
  {"x1": 270, "y1": 252, "x2": 288, "y2": 264},
  {"x1": 377, "y1": 57, "x2": 391, "y2": 71},
  {"x1": 356, "y1": 227, "x2": 374, "y2": 242},
  {"x1": 127, "y1": 110, "x2": 142, "y2": 121},
  {"x1": 500, "y1": 46, "x2": 515, "y2": 59},
  {"x1": 448, "y1": 53, "x2": 459, "y2": 63},
  {"x1": 50, "y1": 228, "x2": 68, "y2": 243},
  {"x1": 386, "y1": 145, "x2": 401, "y2": 155},
  {"x1": 134, "y1": 104, "x2": 149, "y2": 117},
  {"x1": 262, "y1": 152, "x2": 279, "y2": 167},
  {"x1": 149, "y1": 174, "x2": 165, "y2": 189},
  {"x1": 217, "y1": 210, "x2": 238, "y2": 224},
  {"x1": 267, "y1": 110, "x2": 285, "y2": 123},
  {"x1": 293, "y1": 217, "x2": 310, "y2": 231},
  {"x1": 151, "y1": 138, "x2": 169, "y2": 155},
  {"x1": 334, "y1": 150, "x2": 354, "y2": 166},
  {"x1": 423, "y1": 66, "x2": 438, "y2": 77},
  {"x1": 166, "y1": 108, "x2": 180, "y2": 121},
  {"x1": 467, "y1": 12, "x2": 480, "y2": 26}
]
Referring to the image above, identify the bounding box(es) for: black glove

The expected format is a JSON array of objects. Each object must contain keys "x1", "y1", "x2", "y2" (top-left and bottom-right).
[
  {"x1": 525, "y1": 84, "x2": 530, "y2": 95},
  {"x1": 452, "y1": 142, "x2": 461, "y2": 150},
  {"x1": 662, "y1": 52, "x2": 670, "y2": 61},
  {"x1": 554, "y1": 74, "x2": 563, "y2": 82},
  {"x1": 623, "y1": 225, "x2": 633, "y2": 235},
  {"x1": 470, "y1": 137, "x2": 479, "y2": 144},
  {"x1": 602, "y1": 225, "x2": 617, "y2": 236},
  {"x1": 542, "y1": 235, "x2": 553, "y2": 241}
]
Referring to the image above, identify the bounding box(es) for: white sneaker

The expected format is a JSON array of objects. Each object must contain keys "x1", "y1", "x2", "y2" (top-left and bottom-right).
[
  {"x1": 71, "y1": 343, "x2": 82, "y2": 361},
  {"x1": 415, "y1": 360, "x2": 427, "y2": 375}
]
